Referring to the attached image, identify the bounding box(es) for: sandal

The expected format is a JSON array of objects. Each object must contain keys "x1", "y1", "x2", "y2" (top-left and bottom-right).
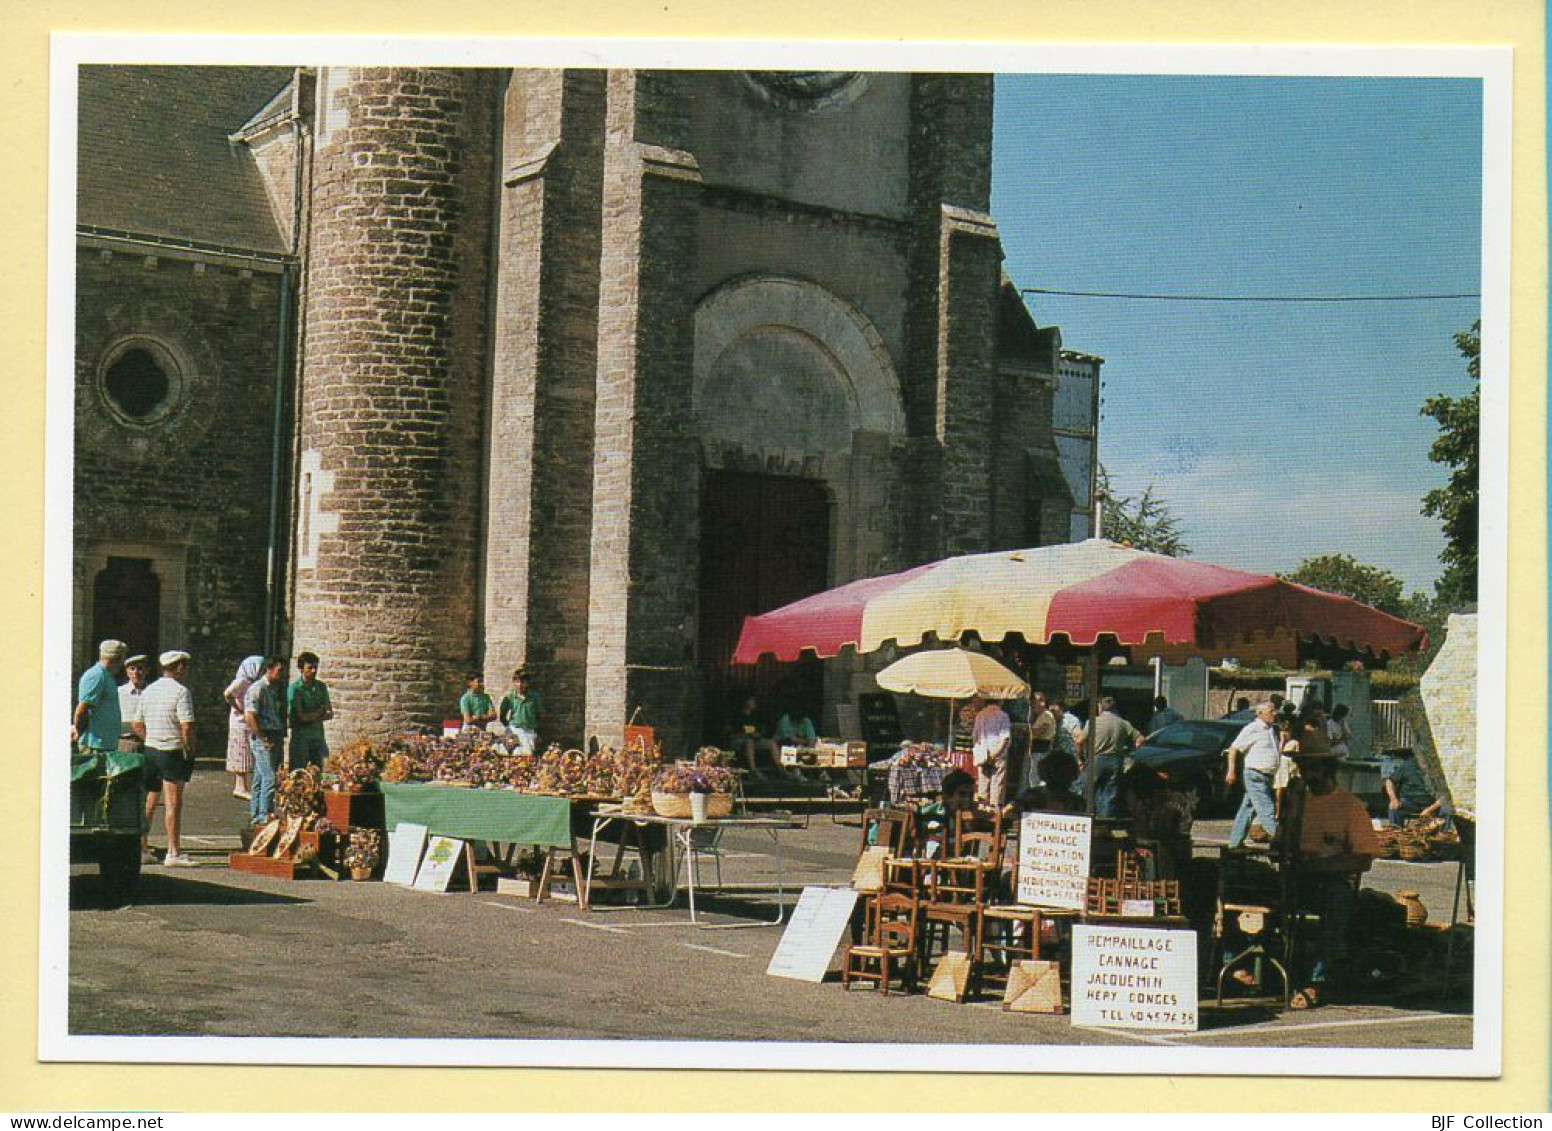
[{"x1": 1289, "y1": 986, "x2": 1321, "y2": 1010}]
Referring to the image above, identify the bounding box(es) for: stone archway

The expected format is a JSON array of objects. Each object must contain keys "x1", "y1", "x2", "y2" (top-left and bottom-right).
[{"x1": 693, "y1": 276, "x2": 906, "y2": 740}]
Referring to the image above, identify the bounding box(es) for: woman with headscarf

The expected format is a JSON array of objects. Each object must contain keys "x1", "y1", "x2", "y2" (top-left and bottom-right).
[{"x1": 223, "y1": 655, "x2": 264, "y2": 800}]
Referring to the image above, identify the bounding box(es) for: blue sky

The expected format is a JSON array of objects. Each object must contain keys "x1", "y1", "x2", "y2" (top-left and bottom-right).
[{"x1": 992, "y1": 75, "x2": 1482, "y2": 595}]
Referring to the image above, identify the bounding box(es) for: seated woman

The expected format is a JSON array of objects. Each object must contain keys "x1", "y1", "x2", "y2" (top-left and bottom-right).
[
  {"x1": 914, "y1": 769, "x2": 977, "y2": 858},
  {"x1": 773, "y1": 707, "x2": 818, "y2": 747}
]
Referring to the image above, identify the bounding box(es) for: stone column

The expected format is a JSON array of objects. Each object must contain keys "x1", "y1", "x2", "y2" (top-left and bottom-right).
[
  {"x1": 484, "y1": 70, "x2": 607, "y2": 745},
  {"x1": 291, "y1": 67, "x2": 496, "y2": 737},
  {"x1": 903, "y1": 73, "x2": 1003, "y2": 562},
  {"x1": 585, "y1": 70, "x2": 703, "y2": 752}
]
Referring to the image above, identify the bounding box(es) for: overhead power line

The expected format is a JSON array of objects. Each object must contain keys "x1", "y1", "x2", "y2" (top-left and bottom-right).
[{"x1": 1020, "y1": 287, "x2": 1479, "y2": 303}]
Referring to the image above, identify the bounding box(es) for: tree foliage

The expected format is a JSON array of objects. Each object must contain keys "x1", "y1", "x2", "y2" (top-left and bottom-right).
[
  {"x1": 1421, "y1": 322, "x2": 1479, "y2": 607},
  {"x1": 1097, "y1": 465, "x2": 1190, "y2": 556},
  {"x1": 1280, "y1": 553, "x2": 1406, "y2": 616}
]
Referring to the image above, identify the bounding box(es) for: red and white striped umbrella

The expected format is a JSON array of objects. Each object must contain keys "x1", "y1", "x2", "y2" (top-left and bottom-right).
[{"x1": 732, "y1": 539, "x2": 1426, "y2": 664}]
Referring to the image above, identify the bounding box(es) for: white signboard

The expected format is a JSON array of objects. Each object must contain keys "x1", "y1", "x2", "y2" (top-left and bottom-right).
[
  {"x1": 766, "y1": 886, "x2": 860, "y2": 983},
  {"x1": 1071, "y1": 925, "x2": 1199, "y2": 1032},
  {"x1": 1016, "y1": 812, "x2": 1092, "y2": 911},
  {"x1": 383, "y1": 821, "x2": 428, "y2": 887},
  {"x1": 412, "y1": 835, "x2": 465, "y2": 893}
]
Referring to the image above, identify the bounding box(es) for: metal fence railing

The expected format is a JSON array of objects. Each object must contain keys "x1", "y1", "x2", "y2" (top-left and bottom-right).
[{"x1": 1371, "y1": 699, "x2": 1414, "y2": 750}]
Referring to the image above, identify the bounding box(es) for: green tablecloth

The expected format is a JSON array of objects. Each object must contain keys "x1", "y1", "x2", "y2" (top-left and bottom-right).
[{"x1": 380, "y1": 784, "x2": 572, "y2": 847}]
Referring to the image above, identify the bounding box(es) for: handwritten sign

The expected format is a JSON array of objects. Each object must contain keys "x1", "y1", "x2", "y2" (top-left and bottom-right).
[
  {"x1": 766, "y1": 886, "x2": 860, "y2": 983},
  {"x1": 1016, "y1": 812, "x2": 1092, "y2": 911},
  {"x1": 1070, "y1": 925, "x2": 1198, "y2": 1032},
  {"x1": 412, "y1": 835, "x2": 465, "y2": 893}
]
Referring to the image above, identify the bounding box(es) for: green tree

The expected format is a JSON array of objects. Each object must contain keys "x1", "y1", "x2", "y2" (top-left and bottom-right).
[
  {"x1": 1281, "y1": 553, "x2": 1406, "y2": 615},
  {"x1": 1097, "y1": 465, "x2": 1190, "y2": 556},
  {"x1": 1421, "y1": 321, "x2": 1479, "y2": 607}
]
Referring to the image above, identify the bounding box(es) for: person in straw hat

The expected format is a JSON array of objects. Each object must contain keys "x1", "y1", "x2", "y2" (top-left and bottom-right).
[{"x1": 1274, "y1": 740, "x2": 1381, "y2": 1010}]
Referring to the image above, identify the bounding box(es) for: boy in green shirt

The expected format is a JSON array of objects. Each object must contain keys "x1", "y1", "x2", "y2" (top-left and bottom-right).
[
  {"x1": 287, "y1": 651, "x2": 333, "y2": 770},
  {"x1": 460, "y1": 672, "x2": 496, "y2": 730},
  {"x1": 498, "y1": 668, "x2": 541, "y2": 754}
]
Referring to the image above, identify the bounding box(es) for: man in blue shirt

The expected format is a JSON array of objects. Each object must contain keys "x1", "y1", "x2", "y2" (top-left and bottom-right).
[{"x1": 73, "y1": 639, "x2": 127, "y2": 753}]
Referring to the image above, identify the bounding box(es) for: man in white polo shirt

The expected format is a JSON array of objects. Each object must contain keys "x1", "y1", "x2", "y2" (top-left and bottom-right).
[
  {"x1": 141, "y1": 650, "x2": 197, "y2": 866},
  {"x1": 1224, "y1": 700, "x2": 1282, "y2": 849}
]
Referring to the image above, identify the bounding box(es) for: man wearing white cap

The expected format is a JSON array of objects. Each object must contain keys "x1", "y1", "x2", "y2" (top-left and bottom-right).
[
  {"x1": 140, "y1": 650, "x2": 197, "y2": 866},
  {"x1": 117, "y1": 654, "x2": 150, "y2": 752},
  {"x1": 72, "y1": 640, "x2": 126, "y2": 755}
]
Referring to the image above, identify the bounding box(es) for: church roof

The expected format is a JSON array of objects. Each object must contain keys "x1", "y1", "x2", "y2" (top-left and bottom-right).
[{"x1": 77, "y1": 65, "x2": 294, "y2": 255}]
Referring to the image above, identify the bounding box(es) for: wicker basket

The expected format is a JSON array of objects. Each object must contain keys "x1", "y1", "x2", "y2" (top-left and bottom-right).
[{"x1": 651, "y1": 790, "x2": 734, "y2": 819}]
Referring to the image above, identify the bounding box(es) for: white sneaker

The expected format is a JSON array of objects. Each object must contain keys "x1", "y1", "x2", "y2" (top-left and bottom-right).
[{"x1": 162, "y1": 852, "x2": 197, "y2": 867}]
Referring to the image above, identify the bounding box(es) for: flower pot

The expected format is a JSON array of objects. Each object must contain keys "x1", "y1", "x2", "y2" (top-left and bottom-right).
[
  {"x1": 690, "y1": 791, "x2": 708, "y2": 823},
  {"x1": 351, "y1": 866, "x2": 373, "y2": 882}
]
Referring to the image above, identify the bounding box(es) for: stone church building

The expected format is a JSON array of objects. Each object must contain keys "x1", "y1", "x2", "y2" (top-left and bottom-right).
[{"x1": 74, "y1": 66, "x2": 1098, "y2": 754}]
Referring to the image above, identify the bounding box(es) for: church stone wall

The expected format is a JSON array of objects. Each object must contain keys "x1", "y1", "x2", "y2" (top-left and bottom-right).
[
  {"x1": 485, "y1": 69, "x2": 607, "y2": 745},
  {"x1": 74, "y1": 248, "x2": 283, "y2": 753},
  {"x1": 687, "y1": 72, "x2": 912, "y2": 220},
  {"x1": 291, "y1": 68, "x2": 496, "y2": 739}
]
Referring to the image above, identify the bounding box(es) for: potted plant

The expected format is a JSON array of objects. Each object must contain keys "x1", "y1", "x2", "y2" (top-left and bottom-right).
[
  {"x1": 650, "y1": 757, "x2": 737, "y2": 820},
  {"x1": 342, "y1": 827, "x2": 383, "y2": 881}
]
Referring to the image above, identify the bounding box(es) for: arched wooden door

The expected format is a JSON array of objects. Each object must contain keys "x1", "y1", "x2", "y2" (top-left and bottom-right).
[
  {"x1": 92, "y1": 557, "x2": 161, "y2": 662},
  {"x1": 699, "y1": 470, "x2": 830, "y2": 747}
]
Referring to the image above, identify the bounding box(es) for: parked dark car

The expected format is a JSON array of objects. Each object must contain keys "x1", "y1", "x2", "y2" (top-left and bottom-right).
[{"x1": 1130, "y1": 718, "x2": 1244, "y2": 813}]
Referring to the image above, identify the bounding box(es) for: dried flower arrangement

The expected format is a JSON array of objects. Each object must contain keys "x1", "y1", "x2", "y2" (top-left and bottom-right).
[
  {"x1": 894, "y1": 742, "x2": 954, "y2": 769},
  {"x1": 326, "y1": 739, "x2": 385, "y2": 791},
  {"x1": 382, "y1": 752, "x2": 418, "y2": 784},
  {"x1": 651, "y1": 760, "x2": 738, "y2": 796},
  {"x1": 274, "y1": 766, "x2": 326, "y2": 820},
  {"x1": 365, "y1": 733, "x2": 665, "y2": 801},
  {"x1": 342, "y1": 827, "x2": 383, "y2": 873}
]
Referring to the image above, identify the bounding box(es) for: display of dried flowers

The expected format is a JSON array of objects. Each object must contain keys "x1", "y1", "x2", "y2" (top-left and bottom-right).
[
  {"x1": 362, "y1": 732, "x2": 666, "y2": 801},
  {"x1": 326, "y1": 738, "x2": 385, "y2": 791},
  {"x1": 382, "y1": 752, "x2": 418, "y2": 784},
  {"x1": 651, "y1": 760, "x2": 737, "y2": 796},
  {"x1": 893, "y1": 742, "x2": 954, "y2": 769},
  {"x1": 274, "y1": 766, "x2": 326, "y2": 820},
  {"x1": 342, "y1": 827, "x2": 383, "y2": 873}
]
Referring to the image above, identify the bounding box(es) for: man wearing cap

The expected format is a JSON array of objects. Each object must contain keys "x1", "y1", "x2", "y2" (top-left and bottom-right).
[
  {"x1": 140, "y1": 650, "x2": 197, "y2": 867},
  {"x1": 72, "y1": 640, "x2": 126, "y2": 756},
  {"x1": 117, "y1": 654, "x2": 150, "y2": 752},
  {"x1": 1278, "y1": 744, "x2": 1381, "y2": 1009}
]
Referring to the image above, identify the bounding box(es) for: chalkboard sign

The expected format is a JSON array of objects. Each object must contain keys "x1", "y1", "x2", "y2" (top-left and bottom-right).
[{"x1": 856, "y1": 692, "x2": 902, "y2": 750}]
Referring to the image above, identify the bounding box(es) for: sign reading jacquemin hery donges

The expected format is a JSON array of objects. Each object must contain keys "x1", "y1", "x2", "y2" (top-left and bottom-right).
[{"x1": 1070, "y1": 925, "x2": 1199, "y2": 1032}]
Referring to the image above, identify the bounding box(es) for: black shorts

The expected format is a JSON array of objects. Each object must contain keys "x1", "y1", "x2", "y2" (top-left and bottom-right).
[{"x1": 147, "y1": 747, "x2": 193, "y2": 785}]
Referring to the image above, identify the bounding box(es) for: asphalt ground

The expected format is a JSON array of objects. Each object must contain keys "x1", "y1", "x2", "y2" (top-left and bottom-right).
[{"x1": 65, "y1": 771, "x2": 1475, "y2": 1051}]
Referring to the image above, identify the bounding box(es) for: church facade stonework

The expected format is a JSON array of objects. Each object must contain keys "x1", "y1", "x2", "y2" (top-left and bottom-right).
[{"x1": 74, "y1": 66, "x2": 1091, "y2": 755}]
